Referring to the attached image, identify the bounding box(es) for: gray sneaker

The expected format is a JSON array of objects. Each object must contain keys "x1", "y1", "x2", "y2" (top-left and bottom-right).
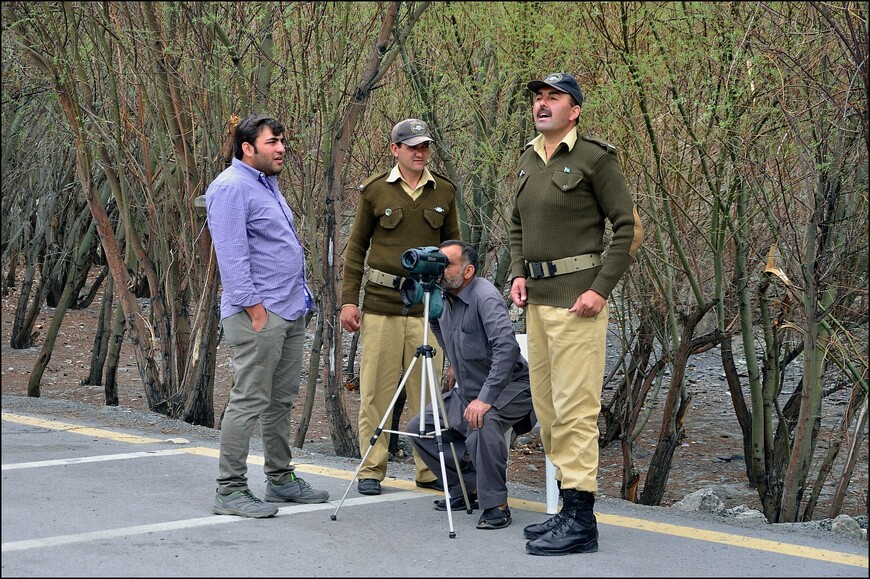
[
  {"x1": 264, "y1": 473, "x2": 330, "y2": 504},
  {"x1": 212, "y1": 489, "x2": 279, "y2": 518}
]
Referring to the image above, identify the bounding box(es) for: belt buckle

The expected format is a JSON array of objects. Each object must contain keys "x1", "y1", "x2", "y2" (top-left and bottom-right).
[
  {"x1": 528, "y1": 261, "x2": 544, "y2": 279},
  {"x1": 545, "y1": 260, "x2": 556, "y2": 276}
]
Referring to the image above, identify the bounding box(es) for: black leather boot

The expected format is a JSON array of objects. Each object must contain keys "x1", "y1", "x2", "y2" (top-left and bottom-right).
[
  {"x1": 522, "y1": 480, "x2": 564, "y2": 540},
  {"x1": 525, "y1": 489, "x2": 598, "y2": 556},
  {"x1": 523, "y1": 511, "x2": 567, "y2": 540}
]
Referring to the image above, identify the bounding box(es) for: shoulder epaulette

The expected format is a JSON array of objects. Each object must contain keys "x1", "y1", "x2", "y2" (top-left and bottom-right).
[
  {"x1": 429, "y1": 170, "x2": 456, "y2": 189},
  {"x1": 581, "y1": 135, "x2": 617, "y2": 155},
  {"x1": 358, "y1": 170, "x2": 389, "y2": 191}
]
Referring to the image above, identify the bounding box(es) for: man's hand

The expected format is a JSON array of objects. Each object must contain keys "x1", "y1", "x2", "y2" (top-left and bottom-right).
[
  {"x1": 568, "y1": 289, "x2": 606, "y2": 318},
  {"x1": 510, "y1": 277, "x2": 528, "y2": 308},
  {"x1": 463, "y1": 399, "x2": 492, "y2": 430},
  {"x1": 443, "y1": 365, "x2": 456, "y2": 393},
  {"x1": 340, "y1": 305, "x2": 361, "y2": 332},
  {"x1": 245, "y1": 303, "x2": 268, "y2": 332}
]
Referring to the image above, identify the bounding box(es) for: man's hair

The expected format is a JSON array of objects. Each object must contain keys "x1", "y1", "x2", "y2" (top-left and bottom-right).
[
  {"x1": 234, "y1": 114, "x2": 284, "y2": 160},
  {"x1": 439, "y1": 239, "x2": 478, "y2": 273}
]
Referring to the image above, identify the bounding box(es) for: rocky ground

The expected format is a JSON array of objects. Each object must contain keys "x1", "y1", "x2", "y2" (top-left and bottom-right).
[{"x1": 2, "y1": 277, "x2": 867, "y2": 538}]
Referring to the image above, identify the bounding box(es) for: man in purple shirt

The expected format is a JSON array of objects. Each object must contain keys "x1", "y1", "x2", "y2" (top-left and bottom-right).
[
  {"x1": 206, "y1": 114, "x2": 328, "y2": 518},
  {"x1": 408, "y1": 240, "x2": 535, "y2": 530}
]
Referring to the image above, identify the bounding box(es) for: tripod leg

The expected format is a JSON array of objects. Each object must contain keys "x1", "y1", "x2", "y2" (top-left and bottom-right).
[
  {"x1": 331, "y1": 355, "x2": 421, "y2": 521},
  {"x1": 426, "y1": 358, "x2": 474, "y2": 515},
  {"x1": 423, "y1": 355, "x2": 457, "y2": 538}
]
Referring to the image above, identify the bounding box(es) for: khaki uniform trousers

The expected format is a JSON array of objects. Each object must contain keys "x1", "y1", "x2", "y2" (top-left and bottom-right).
[
  {"x1": 358, "y1": 313, "x2": 442, "y2": 482},
  {"x1": 526, "y1": 303, "x2": 608, "y2": 493}
]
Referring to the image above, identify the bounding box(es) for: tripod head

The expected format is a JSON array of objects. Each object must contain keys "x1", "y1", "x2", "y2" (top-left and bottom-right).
[{"x1": 399, "y1": 247, "x2": 447, "y2": 318}]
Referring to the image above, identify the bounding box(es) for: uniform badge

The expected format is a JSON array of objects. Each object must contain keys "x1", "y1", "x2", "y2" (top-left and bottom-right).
[
  {"x1": 385, "y1": 208, "x2": 392, "y2": 216},
  {"x1": 519, "y1": 169, "x2": 526, "y2": 177},
  {"x1": 564, "y1": 167, "x2": 571, "y2": 174},
  {"x1": 435, "y1": 206, "x2": 444, "y2": 213}
]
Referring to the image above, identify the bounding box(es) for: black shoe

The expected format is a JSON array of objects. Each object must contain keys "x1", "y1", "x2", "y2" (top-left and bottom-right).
[
  {"x1": 415, "y1": 478, "x2": 444, "y2": 491},
  {"x1": 476, "y1": 505, "x2": 511, "y2": 529},
  {"x1": 524, "y1": 516, "x2": 599, "y2": 556},
  {"x1": 433, "y1": 492, "x2": 478, "y2": 511},
  {"x1": 523, "y1": 512, "x2": 567, "y2": 540},
  {"x1": 357, "y1": 478, "x2": 381, "y2": 496}
]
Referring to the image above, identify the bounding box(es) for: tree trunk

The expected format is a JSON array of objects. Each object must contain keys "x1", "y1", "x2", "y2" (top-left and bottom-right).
[
  {"x1": 639, "y1": 304, "x2": 711, "y2": 505},
  {"x1": 103, "y1": 303, "x2": 126, "y2": 407},
  {"x1": 27, "y1": 216, "x2": 100, "y2": 395},
  {"x1": 803, "y1": 385, "x2": 865, "y2": 520},
  {"x1": 295, "y1": 312, "x2": 325, "y2": 449},
  {"x1": 827, "y1": 393, "x2": 868, "y2": 519},
  {"x1": 719, "y1": 338, "x2": 754, "y2": 482},
  {"x1": 84, "y1": 267, "x2": 114, "y2": 391},
  {"x1": 74, "y1": 264, "x2": 107, "y2": 310},
  {"x1": 178, "y1": 246, "x2": 221, "y2": 428},
  {"x1": 27, "y1": 273, "x2": 77, "y2": 396}
]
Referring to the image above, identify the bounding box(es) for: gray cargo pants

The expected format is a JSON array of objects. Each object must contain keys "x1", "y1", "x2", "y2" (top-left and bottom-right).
[{"x1": 217, "y1": 310, "x2": 305, "y2": 493}]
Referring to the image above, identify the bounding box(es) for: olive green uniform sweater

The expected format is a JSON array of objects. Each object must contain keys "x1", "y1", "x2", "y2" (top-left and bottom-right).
[
  {"x1": 342, "y1": 171, "x2": 460, "y2": 316},
  {"x1": 509, "y1": 130, "x2": 643, "y2": 308}
]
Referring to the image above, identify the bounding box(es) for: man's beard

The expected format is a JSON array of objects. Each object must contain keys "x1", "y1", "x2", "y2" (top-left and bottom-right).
[
  {"x1": 251, "y1": 146, "x2": 282, "y2": 176},
  {"x1": 440, "y1": 272, "x2": 463, "y2": 291}
]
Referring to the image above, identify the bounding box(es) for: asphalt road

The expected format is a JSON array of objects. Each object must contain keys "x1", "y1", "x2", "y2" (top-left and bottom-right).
[{"x1": 1, "y1": 400, "x2": 867, "y2": 578}]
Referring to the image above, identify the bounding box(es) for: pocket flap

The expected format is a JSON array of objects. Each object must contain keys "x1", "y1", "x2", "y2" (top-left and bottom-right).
[
  {"x1": 424, "y1": 208, "x2": 445, "y2": 229},
  {"x1": 551, "y1": 171, "x2": 583, "y2": 192},
  {"x1": 379, "y1": 208, "x2": 404, "y2": 229}
]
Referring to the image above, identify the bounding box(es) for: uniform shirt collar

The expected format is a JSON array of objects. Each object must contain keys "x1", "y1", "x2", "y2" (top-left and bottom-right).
[
  {"x1": 528, "y1": 126, "x2": 579, "y2": 160},
  {"x1": 386, "y1": 165, "x2": 437, "y2": 189}
]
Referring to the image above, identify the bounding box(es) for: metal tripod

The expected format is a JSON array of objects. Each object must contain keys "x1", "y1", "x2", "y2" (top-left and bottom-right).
[{"x1": 330, "y1": 288, "x2": 474, "y2": 538}]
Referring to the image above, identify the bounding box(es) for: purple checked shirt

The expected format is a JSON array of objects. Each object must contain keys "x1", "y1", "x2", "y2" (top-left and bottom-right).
[{"x1": 206, "y1": 158, "x2": 314, "y2": 322}]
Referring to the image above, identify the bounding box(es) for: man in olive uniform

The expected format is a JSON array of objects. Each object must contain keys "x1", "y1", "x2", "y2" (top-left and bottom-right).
[
  {"x1": 509, "y1": 73, "x2": 644, "y2": 555},
  {"x1": 340, "y1": 118, "x2": 461, "y2": 496}
]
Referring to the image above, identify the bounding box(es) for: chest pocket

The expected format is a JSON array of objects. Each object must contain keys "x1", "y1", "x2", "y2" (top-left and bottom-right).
[
  {"x1": 454, "y1": 308, "x2": 486, "y2": 361},
  {"x1": 456, "y1": 326, "x2": 486, "y2": 361},
  {"x1": 552, "y1": 171, "x2": 583, "y2": 193},
  {"x1": 423, "y1": 208, "x2": 445, "y2": 229},
  {"x1": 379, "y1": 208, "x2": 403, "y2": 229}
]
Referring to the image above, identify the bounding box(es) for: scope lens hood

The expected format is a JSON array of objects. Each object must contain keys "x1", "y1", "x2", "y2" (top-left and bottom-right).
[
  {"x1": 428, "y1": 288, "x2": 444, "y2": 319},
  {"x1": 399, "y1": 278, "x2": 444, "y2": 319},
  {"x1": 400, "y1": 277, "x2": 424, "y2": 307}
]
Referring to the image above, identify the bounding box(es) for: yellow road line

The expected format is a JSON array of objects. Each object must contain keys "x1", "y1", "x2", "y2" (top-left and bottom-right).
[{"x1": 3, "y1": 411, "x2": 866, "y2": 569}]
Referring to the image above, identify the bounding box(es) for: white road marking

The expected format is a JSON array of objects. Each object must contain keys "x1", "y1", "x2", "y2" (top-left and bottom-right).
[
  {"x1": 2, "y1": 492, "x2": 421, "y2": 552},
  {"x1": 2, "y1": 449, "x2": 191, "y2": 470}
]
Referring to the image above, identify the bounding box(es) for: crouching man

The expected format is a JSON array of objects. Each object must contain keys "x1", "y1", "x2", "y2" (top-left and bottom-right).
[{"x1": 409, "y1": 240, "x2": 535, "y2": 530}]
